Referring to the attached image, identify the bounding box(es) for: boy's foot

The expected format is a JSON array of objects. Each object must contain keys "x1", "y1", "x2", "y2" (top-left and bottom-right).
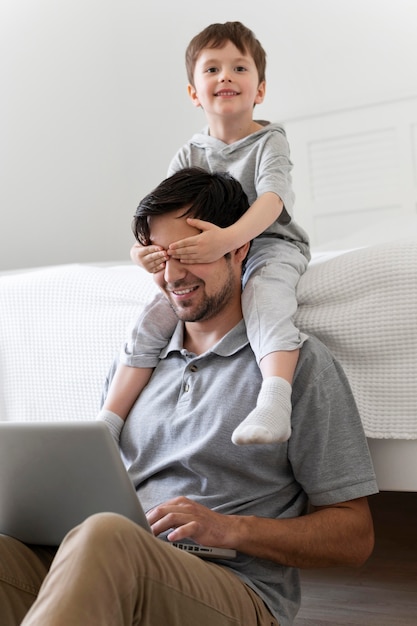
[{"x1": 231, "y1": 377, "x2": 292, "y2": 445}]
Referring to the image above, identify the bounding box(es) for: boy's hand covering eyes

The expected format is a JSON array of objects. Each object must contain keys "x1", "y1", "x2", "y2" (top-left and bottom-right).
[
  {"x1": 168, "y1": 218, "x2": 231, "y2": 264},
  {"x1": 131, "y1": 242, "x2": 169, "y2": 274}
]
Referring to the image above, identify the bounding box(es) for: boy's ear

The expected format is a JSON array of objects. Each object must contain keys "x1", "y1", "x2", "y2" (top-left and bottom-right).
[
  {"x1": 188, "y1": 84, "x2": 201, "y2": 108},
  {"x1": 254, "y1": 81, "x2": 266, "y2": 106}
]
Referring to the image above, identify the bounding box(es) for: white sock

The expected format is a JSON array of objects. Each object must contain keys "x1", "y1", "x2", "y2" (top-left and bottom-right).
[
  {"x1": 231, "y1": 377, "x2": 292, "y2": 445},
  {"x1": 96, "y1": 409, "x2": 124, "y2": 443}
]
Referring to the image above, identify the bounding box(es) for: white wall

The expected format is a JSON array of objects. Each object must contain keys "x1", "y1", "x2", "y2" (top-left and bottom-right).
[{"x1": 1, "y1": 0, "x2": 417, "y2": 269}]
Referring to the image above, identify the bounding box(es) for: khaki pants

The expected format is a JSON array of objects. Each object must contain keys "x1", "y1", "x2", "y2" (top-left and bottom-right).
[{"x1": 0, "y1": 513, "x2": 278, "y2": 626}]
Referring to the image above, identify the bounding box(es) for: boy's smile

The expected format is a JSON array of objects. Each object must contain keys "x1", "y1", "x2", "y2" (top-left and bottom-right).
[{"x1": 215, "y1": 88, "x2": 240, "y2": 98}]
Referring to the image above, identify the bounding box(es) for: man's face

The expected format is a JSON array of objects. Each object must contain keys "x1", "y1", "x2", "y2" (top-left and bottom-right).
[{"x1": 149, "y1": 210, "x2": 242, "y2": 323}]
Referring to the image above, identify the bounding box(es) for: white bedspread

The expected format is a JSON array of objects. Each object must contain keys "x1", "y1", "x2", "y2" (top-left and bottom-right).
[
  {"x1": 1, "y1": 239, "x2": 416, "y2": 439},
  {"x1": 295, "y1": 239, "x2": 417, "y2": 439}
]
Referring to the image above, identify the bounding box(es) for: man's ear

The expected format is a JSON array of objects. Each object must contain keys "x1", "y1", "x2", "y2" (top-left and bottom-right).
[
  {"x1": 187, "y1": 84, "x2": 201, "y2": 108},
  {"x1": 235, "y1": 241, "x2": 251, "y2": 264}
]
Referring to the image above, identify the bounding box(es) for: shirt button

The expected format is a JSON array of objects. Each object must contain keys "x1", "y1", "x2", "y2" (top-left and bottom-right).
[
  {"x1": 184, "y1": 383, "x2": 190, "y2": 392},
  {"x1": 189, "y1": 365, "x2": 198, "y2": 372}
]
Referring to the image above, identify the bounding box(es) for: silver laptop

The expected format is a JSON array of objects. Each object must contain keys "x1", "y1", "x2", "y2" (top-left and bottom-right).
[{"x1": 0, "y1": 421, "x2": 236, "y2": 559}]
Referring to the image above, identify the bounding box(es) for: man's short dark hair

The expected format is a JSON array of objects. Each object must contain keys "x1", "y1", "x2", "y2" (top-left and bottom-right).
[{"x1": 132, "y1": 167, "x2": 250, "y2": 246}]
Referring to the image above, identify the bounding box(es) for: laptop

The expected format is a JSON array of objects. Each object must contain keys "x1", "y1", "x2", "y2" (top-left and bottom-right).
[{"x1": 0, "y1": 421, "x2": 236, "y2": 559}]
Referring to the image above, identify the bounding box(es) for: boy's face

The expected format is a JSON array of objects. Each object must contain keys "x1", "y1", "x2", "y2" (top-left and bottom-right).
[{"x1": 188, "y1": 41, "x2": 266, "y2": 119}]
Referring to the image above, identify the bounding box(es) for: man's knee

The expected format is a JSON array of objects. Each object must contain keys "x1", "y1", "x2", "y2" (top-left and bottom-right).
[
  {"x1": 52, "y1": 513, "x2": 160, "y2": 603},
  {"x1": 63, "y1": 512, "x2": 148, "y2": 553}
]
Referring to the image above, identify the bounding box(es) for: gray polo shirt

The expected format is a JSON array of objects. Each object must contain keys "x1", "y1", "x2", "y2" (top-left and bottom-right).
[{"x1": 105, "y1": 322, "x2": 377, "y2": 626}]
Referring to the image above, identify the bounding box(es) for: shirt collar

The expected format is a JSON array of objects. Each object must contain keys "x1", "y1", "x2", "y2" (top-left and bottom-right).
[{"x1": 160, "y1": 319, "x2": 249, "y2": 359}]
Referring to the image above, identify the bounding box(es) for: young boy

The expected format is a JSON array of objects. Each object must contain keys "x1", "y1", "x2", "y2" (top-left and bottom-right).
[{"x1": 99, "y1": 21, "x2": 310, "y2": 445}]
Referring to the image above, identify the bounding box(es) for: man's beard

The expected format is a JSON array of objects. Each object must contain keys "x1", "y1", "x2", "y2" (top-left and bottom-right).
[{"x1": 168, "y1": 263, "x2": 235, "y2": 323}]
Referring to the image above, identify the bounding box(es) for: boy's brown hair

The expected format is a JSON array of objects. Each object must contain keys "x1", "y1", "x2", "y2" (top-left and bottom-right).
[{"x1": 185, "y1": 21, "x2": 267, "y2": 86}]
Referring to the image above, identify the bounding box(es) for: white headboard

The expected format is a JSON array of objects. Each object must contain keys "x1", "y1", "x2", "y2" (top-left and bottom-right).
[{"x1": 284, "y1": 96, "x2": 417, "y2": 248}]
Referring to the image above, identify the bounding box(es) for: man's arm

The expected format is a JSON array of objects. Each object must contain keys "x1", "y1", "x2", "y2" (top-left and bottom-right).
[
  {"x1": 233, "y1": 497, "x2": 374, "y2": 568},
  {"x1": 147, "y1": 495, "x2": 374, "y2": 568}
]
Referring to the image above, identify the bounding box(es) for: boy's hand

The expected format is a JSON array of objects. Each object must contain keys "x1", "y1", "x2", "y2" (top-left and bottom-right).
[
  {"x1": 168, "y1": 218, "x2": 231, "y2": 264},
  {"x1": 130, "y1": 242, "x2": 168, "y2": 273}
]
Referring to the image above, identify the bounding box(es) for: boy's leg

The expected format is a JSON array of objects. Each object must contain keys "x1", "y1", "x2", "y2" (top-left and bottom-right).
[
  {"x1": 99, "y1": 364, "x2": 154, "y2": 421},
  {"x1": 123, "y1": 292, "x2": 178, "y2": 368},
  {"x1": 97, "y1": 293, "x2": 179, "y2": 429},
  {"x1": 22, "y1": 513, "x2": 278, "y2": 626},
  {"x1": 234, "y1": 240, "x2": 308, "y2": 446},
  {"x1": 0, "y1": 534, "x2": 56, "y2": 626}
]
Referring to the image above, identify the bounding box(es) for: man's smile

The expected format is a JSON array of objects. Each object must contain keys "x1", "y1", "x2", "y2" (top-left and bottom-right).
[{"x1": 171, "y1": 285, "x2": 199, "y2": 297}]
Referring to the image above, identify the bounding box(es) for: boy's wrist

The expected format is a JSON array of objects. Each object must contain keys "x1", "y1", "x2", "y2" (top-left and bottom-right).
[{"x1": 224, "y1": 223, "x2": 246, "y2": 252}]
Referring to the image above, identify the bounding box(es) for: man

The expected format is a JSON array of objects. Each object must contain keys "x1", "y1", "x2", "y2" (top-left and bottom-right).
[{"x1": 0, "y1": 168, "x2": 377, "y2": 626}]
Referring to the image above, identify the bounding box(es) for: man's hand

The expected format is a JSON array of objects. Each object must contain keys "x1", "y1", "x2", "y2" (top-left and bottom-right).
[
  {"x1": 130, "y1": 242, "x2": 169, "y2": 273},
  {"x1": 146, "y1": 496, "x2": 239, "y2": 548},
  {"x1": 168, "y1": 218, "x2": 233, "y2": 264}
]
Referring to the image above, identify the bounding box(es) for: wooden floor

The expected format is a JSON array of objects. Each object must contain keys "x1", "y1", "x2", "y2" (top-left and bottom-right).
[{"x1": 294, "y1": 491, "x2": 417, "y2": 625}]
